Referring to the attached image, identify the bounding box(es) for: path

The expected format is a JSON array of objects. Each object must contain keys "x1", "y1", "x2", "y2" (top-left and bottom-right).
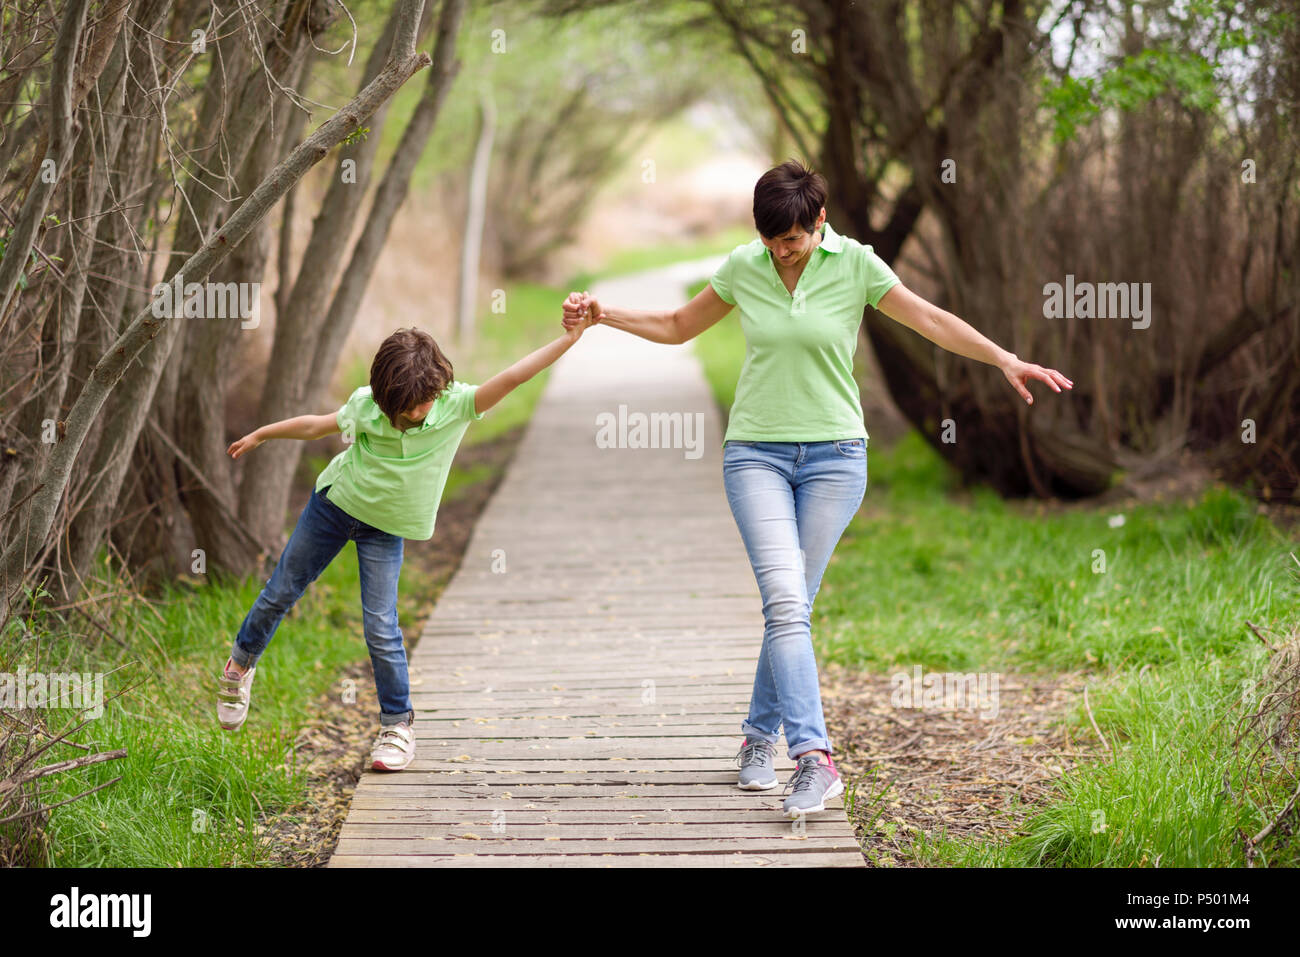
[{"x1": 329, "y1": 258, "x2": 864, "y2": 867}]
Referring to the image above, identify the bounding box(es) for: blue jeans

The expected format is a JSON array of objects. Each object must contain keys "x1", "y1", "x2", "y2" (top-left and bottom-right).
[
  {"x1": 723, "y1": 438, "x2": 867, "y2": 759},
  {"x1": 230, "y1": 485, "x2": 413, "y2": 727}
]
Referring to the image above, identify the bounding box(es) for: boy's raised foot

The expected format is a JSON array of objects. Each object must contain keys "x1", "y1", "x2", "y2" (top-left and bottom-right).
[
  {"x1": 217, "y1": 658, "x2": 256, "y2": 731},
  {"x1": 371, "y1": 721, "x2": 415, "y2": 771}
]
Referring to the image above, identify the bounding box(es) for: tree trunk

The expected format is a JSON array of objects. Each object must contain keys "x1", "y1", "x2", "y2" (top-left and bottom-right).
[{"x1": 457, "y1": 90, "x2": 496, "y2": 344}]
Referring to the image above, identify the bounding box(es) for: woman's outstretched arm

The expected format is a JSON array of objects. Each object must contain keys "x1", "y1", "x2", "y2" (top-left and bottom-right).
[
  {"x1": 875, "y1": 283, "x2": 1073, "y2": 406},
  {"x1": 561, "y1": 283, "x2": 733, "y2": 345}
]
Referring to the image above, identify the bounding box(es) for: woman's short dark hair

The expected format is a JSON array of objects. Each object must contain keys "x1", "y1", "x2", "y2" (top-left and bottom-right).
[
  {"x1": 369, "y1": 327, "x2": 454, "y2": 428},
  {"x1": 753, "y1": 159, "x2": 827, "y2": 239}
]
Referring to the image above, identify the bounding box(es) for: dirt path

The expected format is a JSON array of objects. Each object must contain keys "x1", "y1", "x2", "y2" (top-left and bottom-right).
[{"x1": 820, "y1": 663, "x2": 1098, "y2": 865}]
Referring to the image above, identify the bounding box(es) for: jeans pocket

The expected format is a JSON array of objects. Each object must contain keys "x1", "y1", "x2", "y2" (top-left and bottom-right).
[
  {"x1": 834, "y1": 438, "x2": 866, "y2": 457},
  {"x1": 315, "y1": 485, "x2": 348, "y2": 519}
]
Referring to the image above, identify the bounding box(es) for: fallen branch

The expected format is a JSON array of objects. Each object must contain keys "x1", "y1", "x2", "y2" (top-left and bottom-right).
[
  {"x1": 1245, "y1": 775, "x2": 1300, "y2": 867},
  {"x1": 0, "y1": 775, "x2": 123, "y2": 826},
  {"x1": 1246, "y1": 620, "x2": 1279, "y2": 653},
  {"x1": 1083, "y1": 684, "x2": 1111, "y2": 757},
  {"x1": 6, "y1": 747, "x2": 128, "y2": 786}
]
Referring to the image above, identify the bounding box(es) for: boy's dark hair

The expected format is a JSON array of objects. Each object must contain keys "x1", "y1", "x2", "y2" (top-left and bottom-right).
[
  {"x1": 369, "y1": 327, "x2": 454, "y2": 428},
  {"x1": 753, "y1": 159, "x2": 827, "y2": 239}
]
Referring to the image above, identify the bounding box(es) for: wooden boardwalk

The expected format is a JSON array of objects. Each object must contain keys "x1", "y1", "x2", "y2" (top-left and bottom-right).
[{"x1": 329, "y1": 265, "x2": 865, "y2": 867}]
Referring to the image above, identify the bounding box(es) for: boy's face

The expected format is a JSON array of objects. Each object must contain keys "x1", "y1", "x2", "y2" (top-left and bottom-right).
[{"x1": 398, "y1": 397, "x2": 435, "y2": 429}]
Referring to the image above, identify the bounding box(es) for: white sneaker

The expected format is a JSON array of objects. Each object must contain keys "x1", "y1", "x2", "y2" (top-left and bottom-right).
[
  {"x1": 371, "y1": 721, "x2": 415, "y2": 771},
  {"x1": 217, "y1": 661, "x2": 256, "y2": 731}
]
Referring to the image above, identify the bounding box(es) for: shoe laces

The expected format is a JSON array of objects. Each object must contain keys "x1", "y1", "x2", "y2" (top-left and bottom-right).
[
  {"x1": 783, "y1": 756, "x2": 828, "y2": 796},
  {"x1": 735, "y1": 739, "x2": 773, "y2": 769}
]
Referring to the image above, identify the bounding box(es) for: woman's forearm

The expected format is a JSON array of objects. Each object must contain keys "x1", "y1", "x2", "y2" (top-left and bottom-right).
[
  {"x1": 924, "y1": 302, "x2": 1015, "y2": 367},
  {"x1": 597, "y1": 304, "x2": 681, "y2": 344}
]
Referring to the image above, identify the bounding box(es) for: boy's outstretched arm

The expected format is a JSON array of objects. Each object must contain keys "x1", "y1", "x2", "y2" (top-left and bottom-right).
[
  {"x1": 474, "y1": 316, "x2": 592, "y2": 416},
  {"x1": 228, "y1": 413, "x2": 341, "y2": 459}
]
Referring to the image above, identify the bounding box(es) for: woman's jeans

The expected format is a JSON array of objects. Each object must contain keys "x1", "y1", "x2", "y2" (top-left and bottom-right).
[
  {"x1": 229, "y1": 485, "x2": 413, "y2": 727},
  {"x1": 723, "y1": 438, "x2": 867, "y2": 759}
]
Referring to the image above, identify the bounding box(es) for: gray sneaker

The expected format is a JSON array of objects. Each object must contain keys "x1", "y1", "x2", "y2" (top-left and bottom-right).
[
  {"x1": 781, "y1": 753, "x2": 844, "y2": 817},
  {"x1": 735, "y1": 737, "x2": 778, "y2": 790}
]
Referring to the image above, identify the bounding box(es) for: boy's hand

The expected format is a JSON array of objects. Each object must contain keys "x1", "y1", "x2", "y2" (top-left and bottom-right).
[
  {"x1": 227, "y1": 431, "x2": 264, "y2": 459},
  {"x1": 562, "y1": 290, "x2": 603, "y2": 333}
]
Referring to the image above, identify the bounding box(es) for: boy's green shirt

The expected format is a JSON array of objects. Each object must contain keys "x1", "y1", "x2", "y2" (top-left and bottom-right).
[
  {"x1": 313, "y1": 381, "x2": 484, "y2": 540},
  {"x1": 707, "y1": 221, "x2": 900, "y2": 444}
]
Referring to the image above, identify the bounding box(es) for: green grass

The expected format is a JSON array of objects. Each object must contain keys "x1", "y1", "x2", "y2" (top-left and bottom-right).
[
  {"x1": 6, "y1": 549, "x2": 381, "y2": 866},
  {"x1": 824, "y1": 441, "x2": 1295, "y2": 866},
  {"x1": 817, "y1": 448, "x2": 1289, "y2": 675},
  {"x1": 691, "y1": 302, "x2": 1300, "y2": 867}
]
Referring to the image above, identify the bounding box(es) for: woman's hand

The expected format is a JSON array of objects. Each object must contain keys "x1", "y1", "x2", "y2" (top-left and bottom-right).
[
  {"x1": 1000, "y1": 356, "x2": 1073, "y2": 406},
  {"x1": 227, "y1": 431, "x2": 264, "y2": 459},
  {"x1": 562, "y1": 291, "x2": 603, "y2": 332}
]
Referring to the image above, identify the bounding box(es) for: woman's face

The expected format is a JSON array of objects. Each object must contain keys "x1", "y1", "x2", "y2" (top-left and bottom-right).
[{"x1": 761, "y1": 208, "x2": 826, "y2": 267}]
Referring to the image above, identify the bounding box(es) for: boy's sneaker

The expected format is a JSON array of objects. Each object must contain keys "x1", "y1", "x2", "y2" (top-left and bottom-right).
[
  {"x1": 217, "y1": 661, "x2": 256, "y2": 731},
  {"x1": 371, "y1": 721, "x2": 415, "y2": 771},
  {"x1": 735, "y1": 736, "x2": 778, "y2": 790},
  {"x1": 782, "y1": 752, "x2": 844, "y2": 818}
]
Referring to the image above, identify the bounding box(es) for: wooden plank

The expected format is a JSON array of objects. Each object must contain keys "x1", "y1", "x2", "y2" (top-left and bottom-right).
[
  {"x1": 333, "y1": 837, "x2": 860, "y2": 856},
  {"x1": 353, "y1": 773, "x2": 794, "y2": 785},
  {"x1": 351, "y1": 783, "x2": 806, "y2": 796},
  {"x1": 328, "y1": 852, "x2": 864, "y2": 868},
  {"x1": 346, "y1": 809, "x2": 850, "y2": 824},
  {"x1": 392, "y1": 763, "x2": 791, "y2": 773},
  {"x1": 346, "y1": 802, "x2": 847, "y2": 815},
  {"x1": 340, "y1": 821, "x2": 849, "y2": 838}
]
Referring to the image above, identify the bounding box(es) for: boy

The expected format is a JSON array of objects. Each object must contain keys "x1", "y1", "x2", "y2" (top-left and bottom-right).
[{"x1": 218, "y1": 317, "x2": 593, "y2": 770}]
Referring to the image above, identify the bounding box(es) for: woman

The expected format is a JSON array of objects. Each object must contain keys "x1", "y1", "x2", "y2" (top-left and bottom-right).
[{"x1": 562, "y1": 160, "x2": 1072, "y2": 818}]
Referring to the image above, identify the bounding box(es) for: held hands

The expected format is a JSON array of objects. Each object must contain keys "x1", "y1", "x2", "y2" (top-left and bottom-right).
[
  {"x1": 562, "y1": 290, "x2": 604, "y2": 335},
  {"x1": 1000, "y1": 355, "x2": 1073, "y2": 406},
  {"x1": 227, "y1": 431, "x2": 264, "y2": 459}
]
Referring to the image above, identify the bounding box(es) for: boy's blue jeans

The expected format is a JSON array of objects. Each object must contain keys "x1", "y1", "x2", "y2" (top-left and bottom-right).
[
  {"x1": 229, "y1": 484, "x2": 413, "y2": 727},
  {"x1": 723, "y1": 438, "x2": 867, "y2": 760}
]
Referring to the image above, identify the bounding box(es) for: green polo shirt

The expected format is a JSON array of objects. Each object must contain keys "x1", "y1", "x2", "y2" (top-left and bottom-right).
[
  {"x1": 708, "y1": 221, "x2": 900, "y2": 444},
  {"x1": 313, "y1": 381, "x2": 484, "y2": 540}
]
